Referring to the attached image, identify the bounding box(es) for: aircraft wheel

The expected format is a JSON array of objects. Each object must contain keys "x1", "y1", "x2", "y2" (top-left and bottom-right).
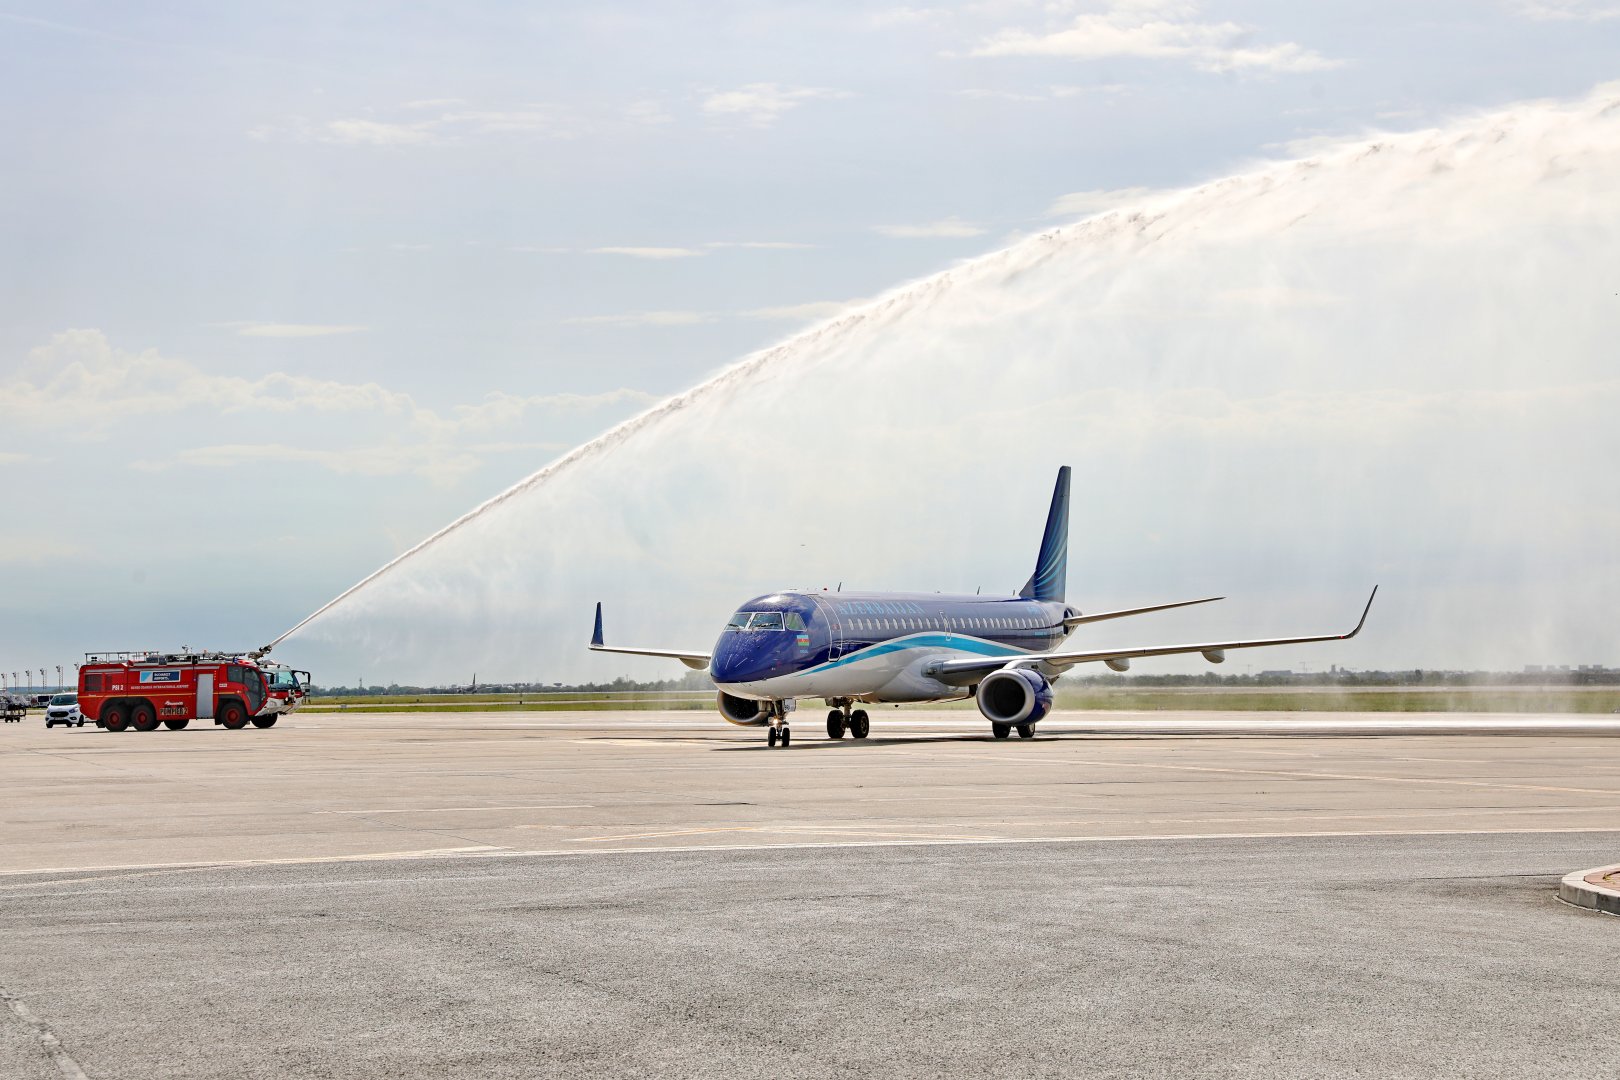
[
  {"x1": 826, "y1": 710, "x2": 845, "y2": 739},
  {"x1": 780, "y1": 725, "x2": 791, "y2": 748},
  {"x1": 1017, "y1": 723, "x2": 1034, "y2": 739},
  {"x1": 991, "y1": 723, "x2": 1011, "y2": 740},
  {"x1": 851, "y1": 710, "x2": 870, "y2": 739},
  {"x1": 768, "y1": 727, "x2": 778, "y2": 748}
]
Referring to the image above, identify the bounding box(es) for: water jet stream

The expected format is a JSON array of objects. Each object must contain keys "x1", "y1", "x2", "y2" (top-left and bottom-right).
[{"x1": 275, "y1": 86, "x2": 1620, "y2": 681}]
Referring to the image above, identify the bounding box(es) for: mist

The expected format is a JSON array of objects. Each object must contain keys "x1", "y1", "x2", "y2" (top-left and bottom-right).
[{"x1": 279, "y1": 85, "x2": 1620, "y2": 685}]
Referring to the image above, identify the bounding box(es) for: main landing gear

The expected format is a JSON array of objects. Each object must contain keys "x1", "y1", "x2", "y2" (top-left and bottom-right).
[
  {"x1": 991, "y1": 723, "x2": 1037, "y2": 740},
  {"x1": 825, "y1": 702, "x2": 870, "y2": 741}
]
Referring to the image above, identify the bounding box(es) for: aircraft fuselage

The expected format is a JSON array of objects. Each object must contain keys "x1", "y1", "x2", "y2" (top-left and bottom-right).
[{"x1": 711, "y1": 590, "x2": 1074, "y2": 707}]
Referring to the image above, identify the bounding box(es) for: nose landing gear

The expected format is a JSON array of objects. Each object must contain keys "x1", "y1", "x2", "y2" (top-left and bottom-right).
[{"x1": 766, "y1": 702, "x2": 793, "y2": 748}]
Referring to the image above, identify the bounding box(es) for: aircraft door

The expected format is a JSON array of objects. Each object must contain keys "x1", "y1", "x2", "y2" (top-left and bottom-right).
[{"x1": 809, "y1": 594, "x2": 845, "y2": 659}]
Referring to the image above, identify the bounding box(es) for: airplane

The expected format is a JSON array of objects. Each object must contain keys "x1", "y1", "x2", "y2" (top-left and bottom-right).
[{"x1": 591, "y1": 466, "x2": 1376, "y2": 747}]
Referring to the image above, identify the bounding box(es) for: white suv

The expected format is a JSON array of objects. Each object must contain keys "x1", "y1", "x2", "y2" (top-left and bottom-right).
[{"x1": 44, "y1": 693, "x2": 85, "y2": 728}]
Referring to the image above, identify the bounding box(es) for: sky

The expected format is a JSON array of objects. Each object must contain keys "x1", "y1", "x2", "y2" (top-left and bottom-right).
[{"x1": 3, "y1": 1, "x2": 1619, "y2": 687}]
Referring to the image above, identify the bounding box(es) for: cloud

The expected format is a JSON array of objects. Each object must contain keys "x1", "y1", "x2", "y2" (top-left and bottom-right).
[
  {"x1": 0, "y1": 535, "x2": 86, "y2": 566},
  {"x1": 866, "y1": 7, "x2": 951, "y2": 28},
  {"x1": 0, "y1": 452, "x2": 33, "y2": 465},
  {"x1": 563, "y1": 310, "x2": 718, "y2": 326},
  {"x1": 624, "y1": 99, "x2": 674, "y2": 125},
  {"x1": 323, "y1": 118, "x2": 436, "y2": 146},
  {"x1": 225, "y1": 323, "x2": 369, "y2": 338},
  {"x1": 585, "y1": 246, "x2": 705, "y2": 259},
  {"x1": 1047, "y1": 186, "x2": 1161, "y2": 216},
  {"x1": 874, "y1": 217, "x2": 988, "y2": 238},
  {"x1": 704, "y1": 240, "x2": 818, "y2": 250},
  {"x1": 701, "y1": 83, "x2": 851, "y2": 127},
  {"x1": 970, "y1": 2, "x2": 1344, "y2": 74},
  {"x1": 5, "y1": 330, "x2": 652, "y2": 482},
  {"x1": 742, "y1": 300, "x2": 856, "y2": 321},
  {"x1": 260, "y1": 102, "x2": 573, "y2": 148},
  {"x1": 1049, "y1": 83, "x2": 1129, "y2": 98},
  {"x1": 1510, "y1": 0, "x2": 1620, "y2": 18},
  {"x1": 146, "y1": 442, "x2": 576, "y2": 487}
]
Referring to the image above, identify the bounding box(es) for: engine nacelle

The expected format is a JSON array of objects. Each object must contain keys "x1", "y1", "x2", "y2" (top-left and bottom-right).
[
  {"x1": 717, "y1": 691, "x2": 770, "y2": 726},
  {"x1": 975, "y1": 667, "x2": 1054, "y2": 726}
]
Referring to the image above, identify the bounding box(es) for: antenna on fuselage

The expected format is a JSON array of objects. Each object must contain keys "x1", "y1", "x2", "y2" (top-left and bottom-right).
[{"x1": 837, "y1": 582, "x2": 842, "y2": 592}]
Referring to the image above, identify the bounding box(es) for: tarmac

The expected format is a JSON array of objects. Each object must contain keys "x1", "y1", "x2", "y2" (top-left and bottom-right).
[{"x1": 3, "y1": 709, "x2": 1619, "y2": 1077}]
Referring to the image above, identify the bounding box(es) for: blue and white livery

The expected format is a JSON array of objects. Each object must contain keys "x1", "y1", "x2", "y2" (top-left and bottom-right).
[{"x1": 591, "y1": 467, "x2": 1376, "y2": 746}]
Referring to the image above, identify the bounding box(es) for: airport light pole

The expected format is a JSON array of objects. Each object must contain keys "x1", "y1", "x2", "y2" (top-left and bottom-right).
[{"x1": 56, "y1": 665, "x2": 63, "y2": 691}]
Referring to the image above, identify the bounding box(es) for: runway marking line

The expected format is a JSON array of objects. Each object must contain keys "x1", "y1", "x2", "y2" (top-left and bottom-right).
[
  {"x1": 313, "y1": 804, "x2": 595, "y2": 815},
  {"x1": 567, "y1": 826, "x2": 760, "y2": 843},
  {"x1": 917, "y1": 751, "x2": 1620, "y2": 798},
  {"x1": 5, "y1": 827, "x2": 1620, "y2": 883}
]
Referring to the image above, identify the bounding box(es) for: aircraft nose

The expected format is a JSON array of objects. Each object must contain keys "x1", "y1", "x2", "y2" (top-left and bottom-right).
[{"x1": 711, "y1": 634, "x2": 777, "y2": 684}]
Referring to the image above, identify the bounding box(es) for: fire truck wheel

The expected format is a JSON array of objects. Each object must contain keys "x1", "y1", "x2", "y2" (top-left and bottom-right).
[
  {"x1": 250, "y1": 715, "x2": 278, "y2": 729},
  {"x1": 102, "y1": 703, "x2": 129, "y2": 732},
  {"x1": 219, "y1": 701, "x2": 248, "y2": 729},
  {"x1": 163, "y1": 718, "x2": 189, "y2": 730},
  {"x1": 130, "y1": 703, "x2": 159, "y2": 732}
]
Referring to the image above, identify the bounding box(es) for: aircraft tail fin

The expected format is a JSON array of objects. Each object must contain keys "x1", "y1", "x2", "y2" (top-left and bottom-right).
[{"x1": 1019, "y1": 466, "x2": 1070, "y2": 602}]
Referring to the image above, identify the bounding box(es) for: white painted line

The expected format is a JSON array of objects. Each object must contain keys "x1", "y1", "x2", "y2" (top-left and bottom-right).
[
  {"x1": 313, "y1": 804, "x2": 595, "y2": 815},
  {"x1": 3, "y1": 828, "x2": 1619, "y2": 881}
]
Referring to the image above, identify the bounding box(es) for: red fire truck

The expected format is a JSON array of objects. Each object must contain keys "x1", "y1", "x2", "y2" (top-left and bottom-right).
[{"x1": 77, "y1": 651, "x2": 311, "y2": 732}]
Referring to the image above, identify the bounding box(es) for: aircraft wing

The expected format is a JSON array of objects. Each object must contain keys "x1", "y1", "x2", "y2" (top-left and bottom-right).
[
  {"x1": 927, "y1": 588, "x2": 1377, "y2": 682},
  {"x1": 589, "y1": 602, "x2": 711, "y2": 671}
]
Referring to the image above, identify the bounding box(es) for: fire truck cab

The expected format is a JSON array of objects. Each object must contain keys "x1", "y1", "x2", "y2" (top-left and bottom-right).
[{"x1": 77, "y1": 651, "x2": 310, "y2": 732}]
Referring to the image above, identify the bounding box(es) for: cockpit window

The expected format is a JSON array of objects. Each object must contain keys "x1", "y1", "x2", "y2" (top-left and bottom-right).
[{"x1": 726, "y1": 609, "x2": 805, "y2": 631}]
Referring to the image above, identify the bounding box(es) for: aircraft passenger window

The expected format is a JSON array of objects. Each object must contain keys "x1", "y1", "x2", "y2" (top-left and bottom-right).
[{"x1": 749, "y1": 612, "x2": 784, "y2": 631}]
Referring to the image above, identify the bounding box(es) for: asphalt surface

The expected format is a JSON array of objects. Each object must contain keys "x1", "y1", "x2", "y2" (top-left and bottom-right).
[
  {"x1": 6, "y1": 710, "x2": 1620, "y2": 872},
  {"x1": 0, "y1": 832, "x2": 1617, "y2": 1079},
  {"x1": 3, "y1": 710, "x2": 1619, "y2": 1077}
]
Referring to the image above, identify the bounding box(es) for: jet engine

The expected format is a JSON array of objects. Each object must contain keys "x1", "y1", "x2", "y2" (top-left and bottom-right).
[
  {"x1": 975, "y1": 667, "x2": 1054, "y2": 726},
  {"x1": 716, "y1": 691, "x2": 770, "y2": 726}
]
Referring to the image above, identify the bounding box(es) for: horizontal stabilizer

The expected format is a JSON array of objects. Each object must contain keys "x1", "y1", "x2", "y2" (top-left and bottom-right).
[{"x1": 1063, "y1": 595, "x2": 1224, "y2": 630}]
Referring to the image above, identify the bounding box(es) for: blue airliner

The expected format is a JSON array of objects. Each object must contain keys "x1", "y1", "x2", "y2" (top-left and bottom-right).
[{"x1": 592, "y1": 467, "x2": 1375, "y2": 747}]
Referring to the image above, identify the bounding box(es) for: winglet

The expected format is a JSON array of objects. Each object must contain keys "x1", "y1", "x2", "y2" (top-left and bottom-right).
[
  {"x1": 1019, "y1": 466, "x2": 1071, "y2": 602},
  {"x1": 591, "y1": 602, "x2": 605, "y2": 648},
  {"x1": 1343, "y1": 586, "x2": 1378, "y2": 638}
]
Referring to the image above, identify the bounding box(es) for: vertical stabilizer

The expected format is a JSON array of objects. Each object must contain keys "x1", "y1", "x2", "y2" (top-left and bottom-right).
[{"x1": 1018, "y1": 467, "x2": 1070, "y2": 602}]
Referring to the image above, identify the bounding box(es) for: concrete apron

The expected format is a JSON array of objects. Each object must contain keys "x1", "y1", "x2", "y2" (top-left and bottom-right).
[{"x1": 1559, "y1": 863, "x2": 1620, "y2": 916}]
